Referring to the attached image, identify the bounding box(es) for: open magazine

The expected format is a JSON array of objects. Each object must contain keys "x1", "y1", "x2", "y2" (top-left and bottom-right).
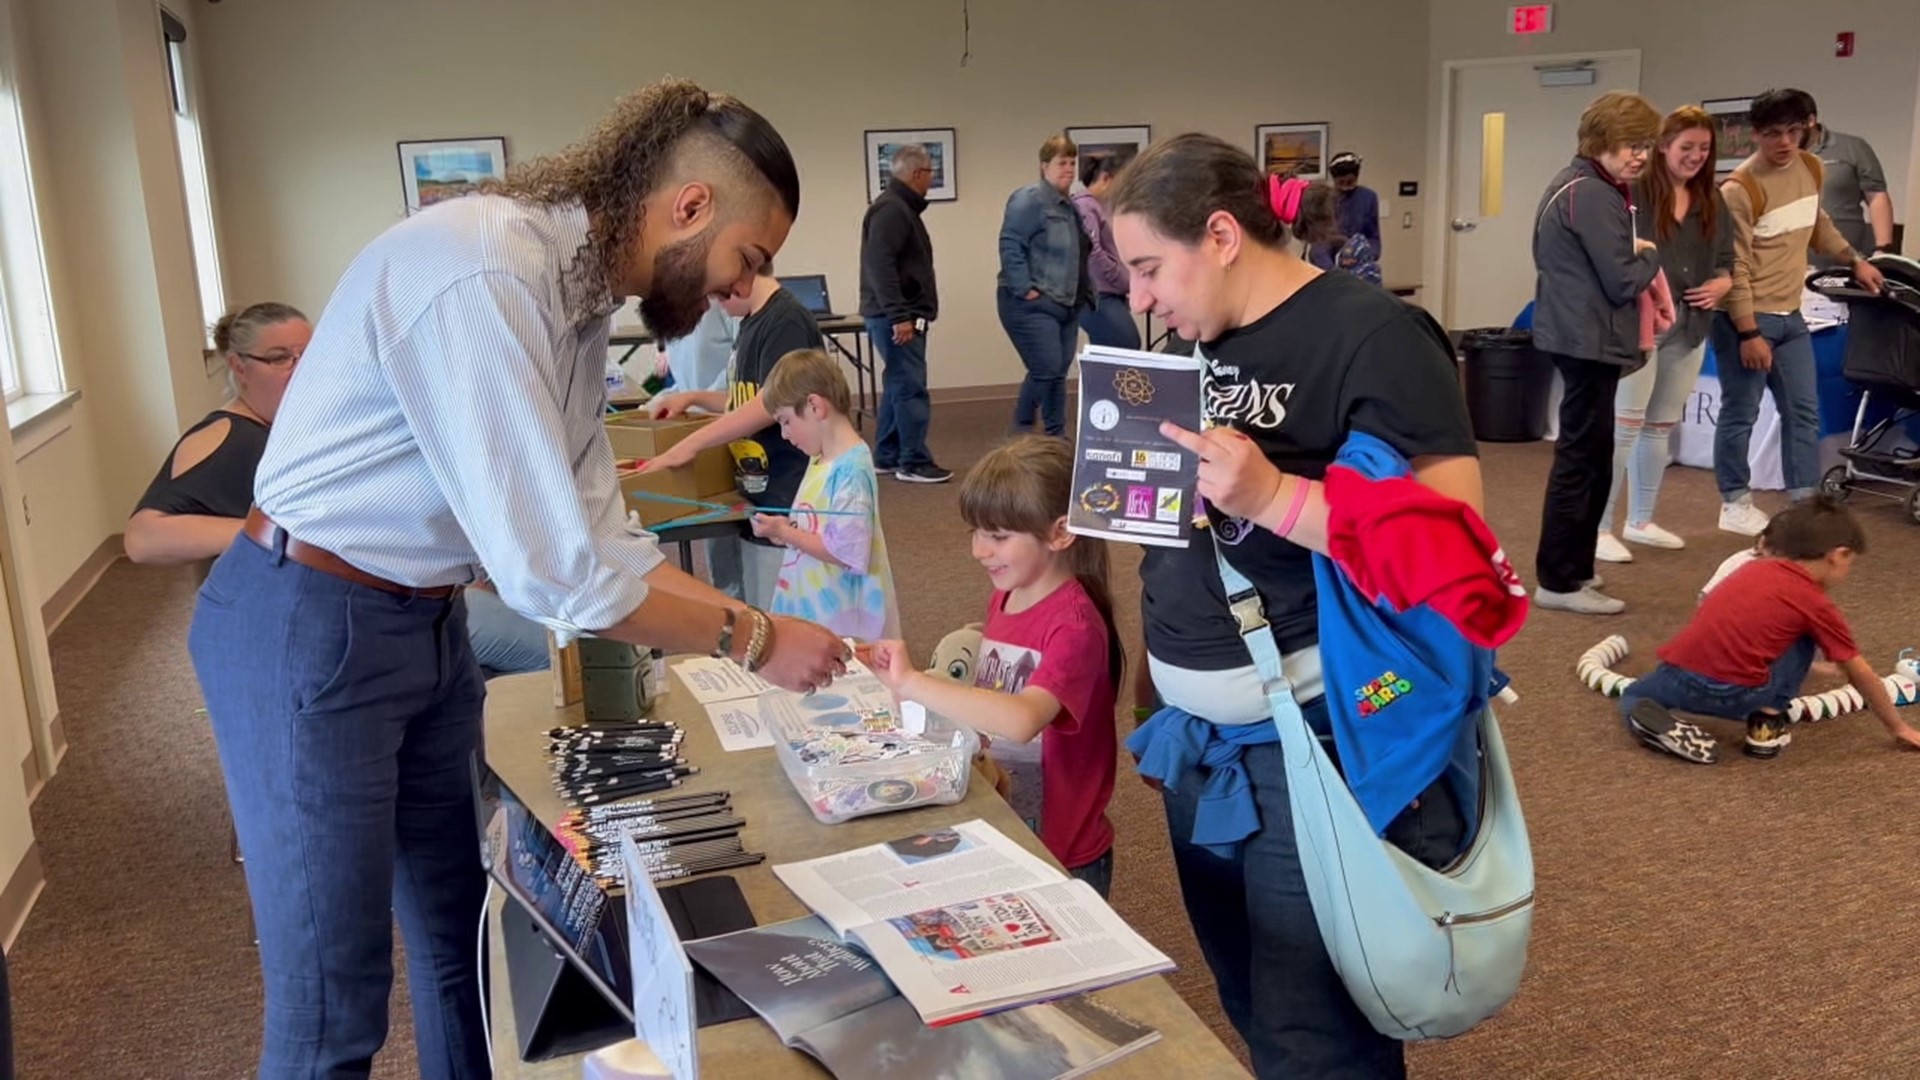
[
  {"x1": 771, "y1": 820, "x2": 1175, "y2": 1025},
  {"x1": 684, "y1": 915, "x2": 1159, "y2": 1080}
]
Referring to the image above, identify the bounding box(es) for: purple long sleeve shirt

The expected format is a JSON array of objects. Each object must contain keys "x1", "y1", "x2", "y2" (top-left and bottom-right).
[{"x1": 1072, "y1": 191, "x2": 1130, "y2": 298}]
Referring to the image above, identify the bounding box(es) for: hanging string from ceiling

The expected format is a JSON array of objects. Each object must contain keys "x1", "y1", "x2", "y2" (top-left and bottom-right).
[{"x1": 960, "y1": 0, "x2": 971, "y2": 67}]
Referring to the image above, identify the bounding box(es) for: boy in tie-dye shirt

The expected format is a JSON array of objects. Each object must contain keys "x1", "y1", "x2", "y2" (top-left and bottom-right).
[{"x1": 749, "y1": 349, "x2": 900, "y2": 640}]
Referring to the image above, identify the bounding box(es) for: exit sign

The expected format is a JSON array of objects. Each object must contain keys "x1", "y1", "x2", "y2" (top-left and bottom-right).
[{"x1": 1509, "y1": 4, "x2": 1554, "y2": 34}]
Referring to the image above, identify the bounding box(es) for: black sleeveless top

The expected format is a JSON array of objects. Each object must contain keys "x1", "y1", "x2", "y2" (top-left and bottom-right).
[{"x1": 133, "y1": 410, "x2": 270, "y2": 518}]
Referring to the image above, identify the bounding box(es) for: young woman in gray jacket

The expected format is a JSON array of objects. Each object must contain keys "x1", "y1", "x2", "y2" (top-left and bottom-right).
[
  {"x1": 1530, "y1": 91, "x2": 1663, "y2": 616},
  {"x1": 1596, "y1": 106, "x2": 1735, "y2": 564}
]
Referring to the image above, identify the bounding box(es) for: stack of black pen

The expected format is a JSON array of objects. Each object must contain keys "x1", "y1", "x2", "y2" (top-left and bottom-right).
[
  {"x1": 550, "y1": 720, "x2": 695, "y2": 806},
  {"x1": 554, "y1": 790, "x2": 764, "y2": 889}
]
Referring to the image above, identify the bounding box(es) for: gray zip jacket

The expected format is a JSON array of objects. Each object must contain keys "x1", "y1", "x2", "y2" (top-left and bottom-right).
[{"x1": 1530, "y1": 157, "x2": 1659, "y2": 367}]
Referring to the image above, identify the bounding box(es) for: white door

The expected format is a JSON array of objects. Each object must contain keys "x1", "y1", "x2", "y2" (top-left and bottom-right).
[{"x1": 1444, "y1": 56, "x2": 1641, "y2": 330}]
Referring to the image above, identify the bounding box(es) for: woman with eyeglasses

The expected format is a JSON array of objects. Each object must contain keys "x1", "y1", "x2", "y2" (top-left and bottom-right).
[
  {"x1": 1528, "y1": 91, "x2": 1664, "y2": 616},
  {"x1": 125, "y1": 302, "x2": 310, "y2": 564}
]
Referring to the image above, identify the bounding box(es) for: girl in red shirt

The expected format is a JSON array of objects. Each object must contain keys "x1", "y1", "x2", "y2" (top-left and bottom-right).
[{"x1": 869, "y1": 437, "x2": 1123, "y2": 896}]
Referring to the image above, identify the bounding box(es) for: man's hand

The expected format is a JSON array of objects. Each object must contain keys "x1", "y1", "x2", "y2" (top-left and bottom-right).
[
  {"x1": 1739, "y1": 335, "x2": 1773, "y2": 372},
  {"x1": 654, "y1": 351, "x2": 672, "y2": 377},
  {"x1": 636, "y1": 442, "x2": 695, "y2": 474},
  {"x1": 1158, "y1": 422, "x2": 1283, "y2": 524},
  {"x1": 1684, "y1": 275, "x2": 1732, "y2": 310},
  {"x1": 1023, "y1": 289, "x2": 1041, "y2": 301},
  {"x1": 1633, "y1": 237, "x2": 1657, "y2": 255},
  {"x1": 650, "y1": 393, "x2": 693, "y2": 420},
  {"x1": 891, "y1": 320, "x2": 916, "y2": 345},
  {"x1": 749, "y1": 513, "x2": 788, "y2": 544},
  {"x1": 757, "y1": 616, "x2": 851, "y2": 695},
  {"x1": 1854, "y1": 258, "x2": 1886, "y2": 296}
]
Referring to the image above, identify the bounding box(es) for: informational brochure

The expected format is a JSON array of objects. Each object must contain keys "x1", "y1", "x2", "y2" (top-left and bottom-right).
[{"x1": 1068, "y1": 346, "x2": 1204, "y2": 548}]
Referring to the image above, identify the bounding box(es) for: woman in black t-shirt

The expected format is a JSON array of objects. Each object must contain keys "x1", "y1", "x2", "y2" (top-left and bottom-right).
[
  {"x1": 126, "y1": 303, "x2": 310, "y2": 565},
  {"x1": 1109, "y1": 134, "x2": 1481, "y2": 1079}
]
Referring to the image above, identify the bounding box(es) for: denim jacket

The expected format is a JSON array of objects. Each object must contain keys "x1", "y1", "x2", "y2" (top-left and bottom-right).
[{"x1": 998, "y1": 181, "x2": 1083, "y2": 306}]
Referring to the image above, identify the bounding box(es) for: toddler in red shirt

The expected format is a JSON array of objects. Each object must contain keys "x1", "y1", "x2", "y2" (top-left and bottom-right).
[
  {"x1": 1622, "y1": 498, "x2": 1920, "y2": 764},
  {"x1": 869, "y1": 437, "x2": 1122, "y2": 896}
]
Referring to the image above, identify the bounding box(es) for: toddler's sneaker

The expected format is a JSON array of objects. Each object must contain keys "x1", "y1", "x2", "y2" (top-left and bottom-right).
[
  {"x1": 1627, "y1": 700, "x2": 1719, "y2": 764},
  {"x1": 1744, "y1": 713, "x2": 1791, "y2": 759}
]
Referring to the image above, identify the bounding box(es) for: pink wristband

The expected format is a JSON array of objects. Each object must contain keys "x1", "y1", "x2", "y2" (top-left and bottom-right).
[{"x1": 1272, "y1": 478, "x2": 1311, "y2": 538}]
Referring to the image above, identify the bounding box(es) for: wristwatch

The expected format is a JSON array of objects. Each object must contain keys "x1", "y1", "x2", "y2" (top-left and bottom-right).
[
  {"x1": 712, "y1": 607, "x2": 740, "y2": 661},
  {"x1": 1737, "y1": 328, "x2": 1763, "y2": 343}
]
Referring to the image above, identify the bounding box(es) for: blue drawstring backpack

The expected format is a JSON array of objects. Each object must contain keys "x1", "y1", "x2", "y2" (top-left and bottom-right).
[{"x1": 1218, "y1": 431, "x2": 1534, "y2": 1040}]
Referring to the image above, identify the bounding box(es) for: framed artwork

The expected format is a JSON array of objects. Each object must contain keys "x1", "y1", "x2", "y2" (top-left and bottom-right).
[
  {"x1": 396, "y1": 136, "x2": 508, "y2": 214},
  {"x1": 1254, "y1": 122, "x2": 1330, "y2": 181},
  {"x1": 1701, "y1": 98, "x2": 1755, "y2": 173},
  {"x1": 865, "y1": 128, "x2": 958, "y2": 203},
  {"x1": 1066, "y1": 125, "x2": 1151, "y2": 173}
]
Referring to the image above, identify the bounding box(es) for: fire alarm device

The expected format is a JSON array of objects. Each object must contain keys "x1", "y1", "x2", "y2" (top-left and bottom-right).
[{"x1": 1835, "y1": 32, "x2": 1855, "y2": 58}]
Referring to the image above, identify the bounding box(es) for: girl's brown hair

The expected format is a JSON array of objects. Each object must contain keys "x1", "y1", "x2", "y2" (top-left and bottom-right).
[
  {"x1": 958, "y1": 437, "x2": 1123, "y2": 693},
  {"x1": 1292, "y1": 182, "x2": 1343, "y2": 247},
  {"x1": 1641, "y1": 106, "x2": 1721, "y2": 244},
  {"x1": 1106, "y1": 133, "x2": 1289, "y2": 249}
]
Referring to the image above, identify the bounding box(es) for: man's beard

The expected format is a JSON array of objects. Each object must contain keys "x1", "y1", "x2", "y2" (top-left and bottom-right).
[{"x1": 637, "y1": 229, "x2": 716, "y2": 341}]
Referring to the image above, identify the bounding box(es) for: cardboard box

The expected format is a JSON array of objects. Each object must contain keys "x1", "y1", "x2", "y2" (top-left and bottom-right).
[
  {"x1": 691, "y1": 445, "x2": 737, "y2": 499},
  {"x1": 604, "y1": 415, "x2": 708, "y2": 460},
  {"x1": 618, "y1": 466, "x2": 702, "y2": 527}
]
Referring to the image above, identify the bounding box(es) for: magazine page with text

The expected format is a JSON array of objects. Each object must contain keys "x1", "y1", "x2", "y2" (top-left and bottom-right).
[
  {"x1": 847, "y1": 880, "x2": 1176, "y2": 1025},
  {"x1": 772, "y1": 819, "x2": 1064, "y2": 938}
]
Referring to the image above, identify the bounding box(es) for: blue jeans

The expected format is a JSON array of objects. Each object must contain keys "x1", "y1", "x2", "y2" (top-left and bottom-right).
[
  {"x1": 1078, "y1": 293, "x2": 1140, "y2": 350},
  {"x1": 465, "y1": 585, "x2": 550, "y2": 678},
  {"x1": 1158, "y1": 700, "x2": 1405, "y2": 1079},
  {"x1": 868, "y1": 318, "x2": 933, "y2": 469},
  {"x1": 1620, "y1": 637, "x2": 1816, "y2": 722},
  {"x1": 1711, "y1": 311, "x2": 1820, "y2": 501},
  {"x1": 998, "y1": 289, "x2": 1079, "y2": 437},
  {"x1": 190, "y1": 534, "x2": 490, "y2": 1079}
]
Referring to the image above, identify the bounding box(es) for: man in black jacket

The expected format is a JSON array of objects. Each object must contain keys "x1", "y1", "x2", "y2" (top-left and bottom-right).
[{"x1": 861, "y1": 144, "x2": 949, "y2": 482}]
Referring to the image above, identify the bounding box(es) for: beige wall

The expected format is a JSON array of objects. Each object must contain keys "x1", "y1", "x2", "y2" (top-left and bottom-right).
[
  {"x1": 1425, "y1": 0, "x2": 1920, "y2": 316},
  {"x1": 197, "y1": 0, "x2": 1434, "y2": 391}
]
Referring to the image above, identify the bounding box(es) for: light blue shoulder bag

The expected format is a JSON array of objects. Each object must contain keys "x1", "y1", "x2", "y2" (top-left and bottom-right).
[{"x1": 1215, "y1": 544, "x2": 1534, "y2": 1040}]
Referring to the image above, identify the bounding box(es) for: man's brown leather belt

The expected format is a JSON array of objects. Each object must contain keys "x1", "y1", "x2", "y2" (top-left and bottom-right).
[{"x1": 242, "y1": 508, "x2": 461, "y2": 600}]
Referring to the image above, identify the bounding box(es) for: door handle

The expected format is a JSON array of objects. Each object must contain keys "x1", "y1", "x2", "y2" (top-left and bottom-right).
[{"x1": 1451, "y1": 218, "x2": 1478, "y2": 233}]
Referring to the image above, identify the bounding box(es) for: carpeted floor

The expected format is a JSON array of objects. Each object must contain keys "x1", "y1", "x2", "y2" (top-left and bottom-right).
[{"x1": 11, "y1": 397, "x2": 1920, "y2": 1078}]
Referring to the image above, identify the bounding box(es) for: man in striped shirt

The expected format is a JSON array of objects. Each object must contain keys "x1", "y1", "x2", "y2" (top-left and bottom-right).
[
  {"x1": 190, "y1": 80, "x2": 849, "y2": 1078},
  {"x1": 1711, "y1": 88, "x2": 1884, "y2": 538}
]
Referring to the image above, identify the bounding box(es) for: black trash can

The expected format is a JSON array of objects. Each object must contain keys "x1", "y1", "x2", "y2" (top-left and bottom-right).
[{"x1": 1459, "y1": 328, "x2": 1553, "y2": 442}]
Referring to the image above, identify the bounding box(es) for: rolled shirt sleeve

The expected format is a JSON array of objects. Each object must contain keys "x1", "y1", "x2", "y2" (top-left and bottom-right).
[{"x1": 384, "y1": 272, "x2": 662, "y2": 641}]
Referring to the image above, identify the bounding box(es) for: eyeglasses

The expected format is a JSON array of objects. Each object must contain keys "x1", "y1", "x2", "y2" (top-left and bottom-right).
[{"x1": 238, "y1": 350, "x2": 303, "y2": 369}]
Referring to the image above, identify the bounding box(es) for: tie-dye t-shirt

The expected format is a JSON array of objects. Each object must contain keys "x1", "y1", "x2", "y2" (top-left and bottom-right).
[{"x1": 771, "y1": 444, "x2": 900, "y2": 640}]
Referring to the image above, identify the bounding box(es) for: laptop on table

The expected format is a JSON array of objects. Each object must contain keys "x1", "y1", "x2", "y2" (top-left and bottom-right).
[{"x1": 776, "y1": 273, "x2": 843, "y2": 320}]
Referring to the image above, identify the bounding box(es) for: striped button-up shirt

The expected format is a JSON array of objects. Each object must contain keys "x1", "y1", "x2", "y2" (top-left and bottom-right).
[{"x1": 255, "y1": 195, "x2": 663, "y2": 640}]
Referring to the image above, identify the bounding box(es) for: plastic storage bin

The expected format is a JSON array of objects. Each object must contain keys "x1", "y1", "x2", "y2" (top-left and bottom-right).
[{"x1": 761, "y1": 674, "x2": 978, "y2": 825}]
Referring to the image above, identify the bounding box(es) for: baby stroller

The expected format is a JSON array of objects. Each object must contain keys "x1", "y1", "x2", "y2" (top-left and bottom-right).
[{"x1": 1806, "y1": 254, "x2": 1920, "y2": 524}]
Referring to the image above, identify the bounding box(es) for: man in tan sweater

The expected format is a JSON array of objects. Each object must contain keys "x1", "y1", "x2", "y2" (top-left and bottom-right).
[{"x1": 1712, "y1": 88, "x2": 1885, "y2": 537}]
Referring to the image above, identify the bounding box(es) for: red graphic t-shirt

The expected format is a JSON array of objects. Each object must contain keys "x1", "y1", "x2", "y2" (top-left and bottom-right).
[
  {"x1": 1658, "y1": 559, "x2": 1859, "y2": 686},
  {"x1": 972, "y1": 579, "x2": 1116, "y2": 870}
]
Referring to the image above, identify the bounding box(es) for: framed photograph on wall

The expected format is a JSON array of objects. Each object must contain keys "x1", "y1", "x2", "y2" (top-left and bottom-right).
[
  {"x1": 396, "y1": 136, "x2": 508, "y2": 214},
  {"x1": 1701, "y1": 98, "x2": 1755, "y2": 173},
  {"x1": 864, "y1": 128, "x2": 958, "y2": 203},
  {"x1": 1254, "y1": 122, "x2": 1330, "y2": 180},
  {"x1": 1065, "y1": 125, "x2": 1151, "y2": 174}
]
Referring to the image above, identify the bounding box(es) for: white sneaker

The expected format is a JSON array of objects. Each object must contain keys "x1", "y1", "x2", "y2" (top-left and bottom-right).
[
  {"x1": 1718, "y1": 501, "x2": 1771, "y2": 537},
  {"x1": 1623, "y1": 522, "x2": 1686, "y2": 550},
  {"x1": 1595, "y1": 532, "x2": 1633, "y2": 563},
  {"x1": 1534, "y1": 585, "x2": 1626, "y2": 615}
]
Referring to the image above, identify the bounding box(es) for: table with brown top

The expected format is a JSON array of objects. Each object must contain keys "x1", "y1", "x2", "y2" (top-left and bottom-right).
[{"x1": 483, "y1": 670, "x2": 1249, "y2": 1078}]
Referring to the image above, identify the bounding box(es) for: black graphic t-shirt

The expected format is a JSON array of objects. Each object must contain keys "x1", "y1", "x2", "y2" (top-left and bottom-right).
[
  {"x1": 1187, "y1": 272, "x2": 1475, "y2": 658},
  {"x1": 730, "y1": 288, "x2": 822, "y2": 542}
]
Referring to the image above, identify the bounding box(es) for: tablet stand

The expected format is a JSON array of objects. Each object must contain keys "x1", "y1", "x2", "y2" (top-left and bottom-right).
[{"x1": 501, "y1": 906, "x2": 632, "y2": 1061}]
